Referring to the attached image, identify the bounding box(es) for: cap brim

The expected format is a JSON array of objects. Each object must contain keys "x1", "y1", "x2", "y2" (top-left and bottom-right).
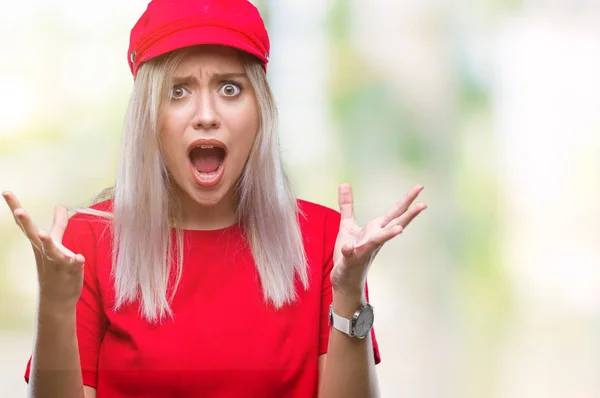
[{"x1": 134, "y1": 25, "x2": 268, "y2": 75}]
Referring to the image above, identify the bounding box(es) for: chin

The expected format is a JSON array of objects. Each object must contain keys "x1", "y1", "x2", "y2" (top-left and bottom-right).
[
  {"x1": 186, "y1": 187, "x2": 224, "y2": 207},
  {"x1": 184, "y1": 176, "x2": 234, "y2": 207}
]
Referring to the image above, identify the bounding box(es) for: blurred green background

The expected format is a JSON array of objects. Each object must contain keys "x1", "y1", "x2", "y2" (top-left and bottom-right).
[{"x1": 2, "y1": 0, "x2": 600, "y2": 396}]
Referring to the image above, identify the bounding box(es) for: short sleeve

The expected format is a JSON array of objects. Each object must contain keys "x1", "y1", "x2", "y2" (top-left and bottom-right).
[
  {"x1": 24, "y1": 214, "x2": 108, "y2": 388},
  {"x1": 319, "y1": 210, "x2": 381, "y2": 364}
]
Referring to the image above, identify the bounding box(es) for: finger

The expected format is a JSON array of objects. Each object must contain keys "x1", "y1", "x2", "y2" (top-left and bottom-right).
[
  {"x1": 389, "y1": 202, "x2": 427, "y2": 229},
  {"x1": 50, "y1": 205, "x2": 69, "y2": 243},
  {"x1": 376, "y1": 224, "x2": 404, "y2": 244},
  {"x1": 380, "y1": 185, "x2": 424, "y2": 227},
  {"x1": 38, "y1": 230, "x2": 63, "y2": 260},
  {"x1": 3, "y1": 191, "x2": 33, "y2": 236},
  {"x1": 348, "y1": 238, "x2": 386, "y2": 262},
  {"x1": 352, "y1": 226, "x2": 403, "y2": 254},
  {"x1": 13, "y1": 208, "x2": 43, "y2": 250},
  {"x1": 73, "y1": 253, "x2": 86, "y2": 265},
  {"x1": 2, "y1": 191, "x2": 24, "y2": 220},
  {"x1": 338, "y1": 183, "x2": 355, "y2": 222},
  {"x1": 341, "y1": 242, "x2": 355, "y2": 258},
  {"x1": 40, "y1": 230, "x2": 84, "y2": 269}
]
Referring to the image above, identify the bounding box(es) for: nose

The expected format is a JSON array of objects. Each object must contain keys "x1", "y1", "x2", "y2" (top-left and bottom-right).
[{"x1": 191, "y1": 91, "x2": 220, "y2": 130}]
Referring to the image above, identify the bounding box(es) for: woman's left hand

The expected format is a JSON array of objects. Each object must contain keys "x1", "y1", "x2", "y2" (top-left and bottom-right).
[{"x1": 330, "y1": 183, "x2": 427, "y2": 298}]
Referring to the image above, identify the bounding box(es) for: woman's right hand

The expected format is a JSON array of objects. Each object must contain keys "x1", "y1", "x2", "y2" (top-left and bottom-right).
[{"x1": 2, "y1": 191, "x2": 85, "y2": 310}]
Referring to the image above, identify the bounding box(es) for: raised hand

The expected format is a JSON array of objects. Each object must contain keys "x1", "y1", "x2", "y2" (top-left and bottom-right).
[
  {"x1": 2, "y1": 191, "x2": 85, "y2": 309},
  {"x1": 331, "y1": 183, "x2": 426, "y2": 298}
]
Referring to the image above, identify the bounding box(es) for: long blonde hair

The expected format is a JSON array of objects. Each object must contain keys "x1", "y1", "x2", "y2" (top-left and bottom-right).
[{"x1": 74, "y1": 48, "x2": 309, "y2": 323}]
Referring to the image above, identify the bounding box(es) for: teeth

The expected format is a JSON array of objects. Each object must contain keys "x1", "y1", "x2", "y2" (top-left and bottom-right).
[
  {"x1": 199, "y1": 145, "x2": 214, "y2": 149},
  {"x1": 194, "y1": 168, "x2": 219, "y2": 177}
]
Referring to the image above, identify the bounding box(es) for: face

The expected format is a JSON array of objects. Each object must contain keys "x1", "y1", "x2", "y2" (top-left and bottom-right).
[{"x1": 158, "y1": 46, "x2": 259, "y2": 217}]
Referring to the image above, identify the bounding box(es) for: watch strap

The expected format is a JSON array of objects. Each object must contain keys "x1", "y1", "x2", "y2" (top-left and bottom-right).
[{"x1": 329, "y1": 304, "x2": 353, "y2": 336}]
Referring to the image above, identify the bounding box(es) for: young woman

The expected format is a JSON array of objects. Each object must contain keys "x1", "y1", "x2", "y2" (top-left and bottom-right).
[{"x1": 3, "y1": 0, "x2": 426, "y2": 397}]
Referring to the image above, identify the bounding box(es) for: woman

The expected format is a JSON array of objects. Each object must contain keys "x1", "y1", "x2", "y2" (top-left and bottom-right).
[{"x1": 3, "y1": 0, "x2": 426, "y2": 397}]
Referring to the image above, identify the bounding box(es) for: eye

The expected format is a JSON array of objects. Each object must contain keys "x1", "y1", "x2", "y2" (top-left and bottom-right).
[
  {"x1": 219, "y1": 82, "x2": 242, "y2": 97},
  {"x1": 171, "y1": 86, "x2": 190, "y2": 99}
]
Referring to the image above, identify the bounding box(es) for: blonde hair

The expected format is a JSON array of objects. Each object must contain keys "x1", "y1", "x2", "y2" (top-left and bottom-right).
[{"x1": 73, "y1": 48, "x2": 309, "y2": 323}]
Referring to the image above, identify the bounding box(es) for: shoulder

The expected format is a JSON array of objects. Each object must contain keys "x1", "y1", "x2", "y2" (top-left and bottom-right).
[
  {"x1": 297, "y1": 199, "x2": 339, "y2": 221},
  {"x1": 65, "y1": 199, "x2": 113, "y2": 236},
  {"x1": 89, "y1": 198, "x2": 113, "y2": 212},
  {"x1": 296, "y1": 199, "x2": 340, "y2": 243},
  {"x1": 297, "y1": 199, "x2": 340, "y2": 225}
]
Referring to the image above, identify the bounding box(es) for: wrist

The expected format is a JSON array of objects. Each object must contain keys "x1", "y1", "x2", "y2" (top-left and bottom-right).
[
  {"x1": 37, "y1": 298, "x2": 77, "y2": 319},
  {"x1": 332, "y1": 290, "x2": 367, "y2": 318}
]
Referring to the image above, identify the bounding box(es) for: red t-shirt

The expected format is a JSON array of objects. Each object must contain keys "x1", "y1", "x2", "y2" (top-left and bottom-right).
[{"x1": 24, "y1": 199, "x2": 380, "y2": 397}]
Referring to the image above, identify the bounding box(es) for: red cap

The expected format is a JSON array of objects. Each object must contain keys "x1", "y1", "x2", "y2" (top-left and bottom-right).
[{"x1": 127, "y1": 0, "x2": 270, "y2": 78}]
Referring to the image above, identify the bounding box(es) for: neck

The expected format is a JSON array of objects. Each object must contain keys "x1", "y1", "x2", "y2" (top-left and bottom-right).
[{"x1": 173, "y1": 191, "x2": 238, "y2": 231}]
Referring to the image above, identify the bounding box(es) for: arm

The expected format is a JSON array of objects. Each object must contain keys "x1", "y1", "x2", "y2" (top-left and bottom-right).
[
  {"x1": 318, "y1": 183, "x2": 426, "y2": 398},
  {"x1": 2, "y1": 192, "x2": 98, "y2": 398},
  {"x1": 29, "y1": 304, "x2": 88, "y2": 398},
  {"x1": 317, "y1": 293, "x2": 379, "y2": 398}
]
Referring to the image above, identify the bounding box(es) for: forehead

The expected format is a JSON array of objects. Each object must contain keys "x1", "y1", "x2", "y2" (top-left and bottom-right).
[{"x1": 174, "y1": 45, "x2": 245, "y2": 75}]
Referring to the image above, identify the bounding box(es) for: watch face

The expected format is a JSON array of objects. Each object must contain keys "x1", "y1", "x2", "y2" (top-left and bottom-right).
[{"x1": 354, "y1": 306, "x2": 374, "y2": 338}]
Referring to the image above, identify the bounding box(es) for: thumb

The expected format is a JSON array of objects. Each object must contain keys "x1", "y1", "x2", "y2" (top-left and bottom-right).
[
  {"x1": 50, "y1": 205, "x2": 69, "y2": 243},
  {"x1": 338, "y1": 183, "x2": 355, "y2": 222},
  {"x1": 341, "y1": 242, "x2": 355, "y2": 258}
]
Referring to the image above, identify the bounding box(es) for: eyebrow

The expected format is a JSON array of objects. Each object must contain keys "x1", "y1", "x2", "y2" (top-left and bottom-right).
[{"x1": 172, "y1": 72, "x2": 248, "y2": 84}]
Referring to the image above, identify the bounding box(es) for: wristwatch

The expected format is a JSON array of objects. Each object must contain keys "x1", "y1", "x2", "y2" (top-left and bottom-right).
[{"x1": 328, "y1": 303, "x2": 374, "y2": 339}]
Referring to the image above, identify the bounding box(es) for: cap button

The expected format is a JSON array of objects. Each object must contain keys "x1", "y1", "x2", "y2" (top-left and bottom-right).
[{"x1": 130, "y1": 50, "x2": 136, "y2": 64}]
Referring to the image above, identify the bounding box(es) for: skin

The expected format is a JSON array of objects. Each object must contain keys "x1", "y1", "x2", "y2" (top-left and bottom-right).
[
  {"x1": 1, "y1": 46, "x2": 260, "y2": 398},
  {"x1": 318, "y1": 183, "x2": 427, "y2": 398},
  {"x1": 3, "y1": 45, "x2": 427, "y2": 398},
  {"x1": 1, "y1": 194, "x2": 91, "y2": 398},
  {"x1": 159, "y1": 45, "x2": 260, "y2": 230}
]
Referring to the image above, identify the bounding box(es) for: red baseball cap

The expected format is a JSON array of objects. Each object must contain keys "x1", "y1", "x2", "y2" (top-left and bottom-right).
[{"x1": 127, "y1": 0, "x2": 270, "y2": 78}]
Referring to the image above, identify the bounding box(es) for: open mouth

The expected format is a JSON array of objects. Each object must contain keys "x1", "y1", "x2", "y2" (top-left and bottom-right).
[{"x1": 188, "y1": 142, "x2": 227, "y2": 187}]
